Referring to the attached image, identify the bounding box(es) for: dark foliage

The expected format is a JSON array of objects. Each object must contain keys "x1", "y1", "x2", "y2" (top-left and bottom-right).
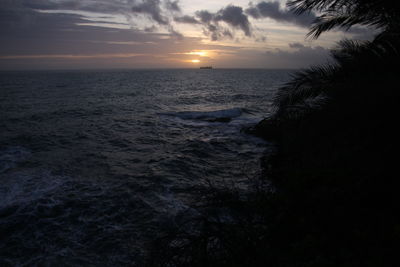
[
  {"x1": 145, "y1": 184, "x2": 274, "y2": 267},
  {"x1": 288, "y1": 0, "x2": 400, "y2": 38},
  {"x1": 264, "y1": 35, "x2": 400, "y2": 266}
]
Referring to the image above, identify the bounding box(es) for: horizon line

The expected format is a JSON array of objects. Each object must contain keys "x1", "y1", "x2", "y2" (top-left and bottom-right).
[{"x1": 0, "y1": 67, "x2": 300, "y2": 72}]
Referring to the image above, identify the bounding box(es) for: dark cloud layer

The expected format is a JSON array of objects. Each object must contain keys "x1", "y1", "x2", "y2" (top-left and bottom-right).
[
  {"x1": 0, "y1": 0, "x2": 187, "y2": 45},
  {"x1": 23, "y1": 0, "x2": 137, "y2": 14},
  {"x1": 265, "y1": 42, "x2": 331, "y2": 68},
  {"x1": 165, "y1": 0, "x2": 181, "y2": 12},
  {"x1": 131, "y1": 0, "x2": 168, "y2": 25},
  {"x1": 246, "y1": 1, "x2": 316, "y2": 27},
  {"x1": 2, "y1": 0, "x2": 183, "y2": 25},
  {"x1": 0, "y1": 1, "x2": 313, "y2": 43},
  {"x1": 0, "y1": 0, "x2": 185, "y2": 57},
  {"x1": 193, "y1": 5, "x2": 251, "y2": 41},
  {"x1": 215, "y1": 5, "x2": 251, "y2": 37},
  {"x1": 196, "y1": 10, "x2": 214, "y2": 24},
  {"x1": 174, "y1": 15, "x2": 199, "y2": 24}
]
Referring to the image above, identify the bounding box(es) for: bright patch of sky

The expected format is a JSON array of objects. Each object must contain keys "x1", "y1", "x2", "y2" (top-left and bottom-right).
[{"x1": 0, "y1": 0, "x2": 375, "y2": 70}]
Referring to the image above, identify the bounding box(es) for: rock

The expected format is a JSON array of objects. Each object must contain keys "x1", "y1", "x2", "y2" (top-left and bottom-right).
[{"x1": 243, "y1": 118, "x2": 281, "y2": 141}]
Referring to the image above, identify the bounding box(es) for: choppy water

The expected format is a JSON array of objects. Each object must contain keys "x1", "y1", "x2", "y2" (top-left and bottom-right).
[{"x1": 0, "y1": 69, "x2": 290, "y2": 265}]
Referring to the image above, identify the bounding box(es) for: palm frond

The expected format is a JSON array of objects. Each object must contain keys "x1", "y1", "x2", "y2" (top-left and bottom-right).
[
  {"x1": 331, "y1": 37, "x2": 399, "y2": 67},
  {"x1": 272, "y1": 0, "x2": 400, "y2": 120},
  {"x1": 287, "y1": 0, "x2": 399, "y2": 38},
  {"x1": 274, "y1": 65, "x2": 338, "y2": 119},
  {"x1": 288, "y1": 0, "x2": 350, "y2": 14},
  {"x1": 330, "y1": 39, "x2": 367, "y2": 64},
  {"x1": 307, "y1": 15, "x2": 354, "y2": 39}
]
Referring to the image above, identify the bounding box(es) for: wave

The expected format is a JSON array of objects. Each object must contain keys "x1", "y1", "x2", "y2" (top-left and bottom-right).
[{"x1": 161, "y1": 108, "x2": 244, "y2": 122}]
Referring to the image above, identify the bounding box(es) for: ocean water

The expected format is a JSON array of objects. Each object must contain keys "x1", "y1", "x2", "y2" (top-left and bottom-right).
[{"x1": 0, "y1": 69, "x2": 291, "y2": 265}]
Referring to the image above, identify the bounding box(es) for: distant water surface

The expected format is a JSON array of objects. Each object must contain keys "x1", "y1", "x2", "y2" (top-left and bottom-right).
[{"x1": 0, "y1": 69, "x2": 291, "y2": 265}]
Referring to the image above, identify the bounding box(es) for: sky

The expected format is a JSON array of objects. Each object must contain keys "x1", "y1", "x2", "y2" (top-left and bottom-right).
[{"x1": 0, "y1": 0, "x2": 374, "y2": 70}]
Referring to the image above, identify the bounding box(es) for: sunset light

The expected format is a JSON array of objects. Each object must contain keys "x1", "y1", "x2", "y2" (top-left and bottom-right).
[
  {"x1": 187, "y1": 51, "x2": 207, "y2": 57},
  {"x1": 0, "y1": 1, "x2": 342, "y2": 70}
]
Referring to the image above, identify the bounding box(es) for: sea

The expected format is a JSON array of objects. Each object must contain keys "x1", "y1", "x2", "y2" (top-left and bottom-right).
[{"x1": 0, "y1": 69, "x2": 291, "y2": 265}]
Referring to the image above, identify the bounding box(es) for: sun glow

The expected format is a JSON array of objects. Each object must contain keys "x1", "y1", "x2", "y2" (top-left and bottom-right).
[
  {"x1": 187, "y1": 51, "x2": 207, "y2": 57},
  {"x1": 191, "y1": 59, "x2": 200, "y2": 63}
]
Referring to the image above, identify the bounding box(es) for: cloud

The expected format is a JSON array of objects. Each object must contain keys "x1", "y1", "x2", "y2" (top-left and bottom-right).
[
  {"x1": 12, "y1": 0, "x2": 184, "y2": 27},
  {"x1": 0, "y1": 0, "x2": 183, "y2": 56},
  {"x1": 24, "y1": 0, "x2": 137, "y2": 14},
  {"x1": 0, "y1": 53, "x2": 145, "y2": 59},
  {"x1": 196, "y1": 10, "x2": 214, "y2": 24},
  {"x1": 174, "y1": 15, "x2": 199, "y2": 24},
  {"x1": 203, "y1": 24, "x2": 234, "y2": 41},
  {"x1": 213, "y1": 42, "x2": 331, "y2": 68},
  {"x1": 265, "y1": 42, "x2": 331, "y2": 68},
  {"x1": 192, "y1": 5, "x2": 252, "y2": 41},
  {"x1": 167, "y1": 26, "x2": 184, "y2": 39},
  {"x1": 144, "y1": 25, "x2": 158, "y2": 32},
  {"x1": 246, "y1": 1, "x2": 316, "y2": 28},
  {"x1": 165, "y1": 0, "x2": 181, "y2": 12},
  {"x1": 289, "y1": 42, "x2": 305, "y2": 49},
  {"x1": 5, "y1": 1, "x2": 261, "y2": 42},
  {"x1": 214, "y1": 5, "x2": 251, "y2": 37},
  {"x1": 131, "y1": 0, "x2": 168, "y2": 25}
]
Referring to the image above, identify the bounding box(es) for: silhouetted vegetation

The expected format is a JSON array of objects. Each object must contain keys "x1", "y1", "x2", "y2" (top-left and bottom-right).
[{"x1": 146, "y1": 1, "x2": 400, "y2": 266}]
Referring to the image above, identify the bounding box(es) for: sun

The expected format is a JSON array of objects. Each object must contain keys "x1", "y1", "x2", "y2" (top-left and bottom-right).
[{"x1": 191, "y1": 59, "x2": 200, "y2": 63}]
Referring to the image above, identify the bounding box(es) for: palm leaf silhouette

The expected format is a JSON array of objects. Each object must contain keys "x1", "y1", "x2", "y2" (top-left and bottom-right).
[
  {"x1": 288, "y1": 0, "x2": 400, "y2": 38},
  {"x1": 273, "y1": 0, "x2": 400, "y2": 120}
]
